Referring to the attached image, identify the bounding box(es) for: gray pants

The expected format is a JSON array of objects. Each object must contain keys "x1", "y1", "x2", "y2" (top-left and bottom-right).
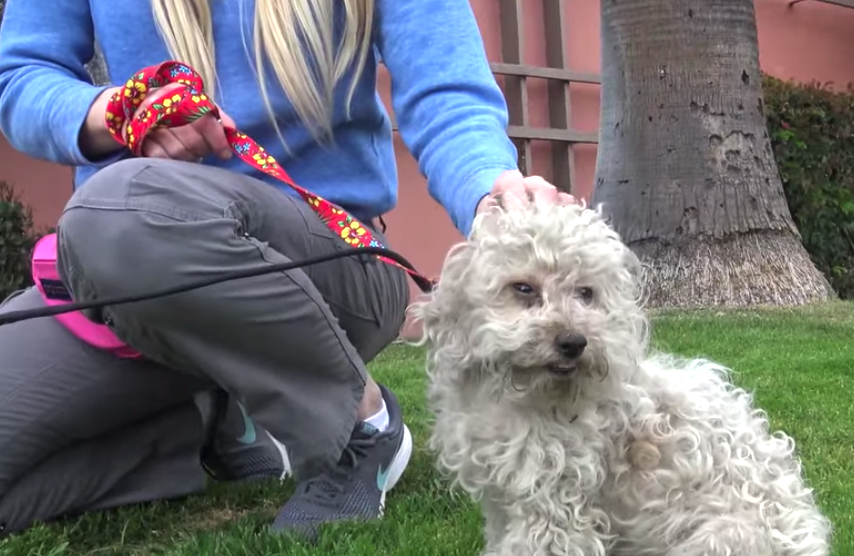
[{"x1": 0, "y1": 158, "x2": 408, "y2": 533}]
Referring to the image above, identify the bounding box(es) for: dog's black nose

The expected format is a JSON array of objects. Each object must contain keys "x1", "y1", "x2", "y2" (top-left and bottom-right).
[{"x1": 555, "y1": 332, "x2": 587, "y2": 358}]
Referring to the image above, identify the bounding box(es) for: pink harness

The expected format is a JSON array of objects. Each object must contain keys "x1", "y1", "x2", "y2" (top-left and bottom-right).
[{"x1": 32, "y1": 233, "x2": 141, "y2": 358}]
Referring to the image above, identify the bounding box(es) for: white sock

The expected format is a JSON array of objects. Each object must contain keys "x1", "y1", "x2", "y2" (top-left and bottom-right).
[{"x1": 364, "y1": 398, "x2": 389, "y2": 432}]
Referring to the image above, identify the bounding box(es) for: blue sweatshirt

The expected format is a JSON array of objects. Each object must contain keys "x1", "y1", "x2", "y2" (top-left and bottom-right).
[{"x1": 0, "y1": 0, "x2": 517, "y2": 236}]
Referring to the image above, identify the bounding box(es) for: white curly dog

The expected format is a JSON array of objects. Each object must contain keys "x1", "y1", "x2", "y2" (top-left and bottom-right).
[{"x1": 410, "y1": 202, "x2": 831, "y2": 556}]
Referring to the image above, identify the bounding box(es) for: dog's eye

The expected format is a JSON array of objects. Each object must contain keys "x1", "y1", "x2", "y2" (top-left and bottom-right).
[
  {"x1": 511, "y1": 282, "x2": 537, "y2": 296},
  {"x1": 576, "y1": 287, "x2": 594, "y2": 304}
]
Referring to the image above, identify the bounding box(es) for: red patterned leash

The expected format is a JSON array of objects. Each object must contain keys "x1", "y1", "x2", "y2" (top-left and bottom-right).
[{"x1": 105, "y1": 61, "x2": 434, "y2": 293}]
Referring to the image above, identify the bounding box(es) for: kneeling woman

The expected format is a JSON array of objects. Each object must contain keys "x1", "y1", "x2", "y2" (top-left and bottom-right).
[{"x1": 0, "y1": 0, "x2": 571, "y2": 537}]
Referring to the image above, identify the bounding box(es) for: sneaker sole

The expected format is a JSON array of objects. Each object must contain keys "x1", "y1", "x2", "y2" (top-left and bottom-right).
[{"x1": 379, "y1": 424, "x2": 412, "y2": 516}]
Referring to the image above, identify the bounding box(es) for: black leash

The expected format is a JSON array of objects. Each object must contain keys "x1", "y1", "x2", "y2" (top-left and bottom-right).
[{"x1": 0, "y1": 246, "x2": 433, "y2": 327}]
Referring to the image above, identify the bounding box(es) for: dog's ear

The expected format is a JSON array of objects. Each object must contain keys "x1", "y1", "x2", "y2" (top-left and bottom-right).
[
  {"x1": 622, "y1": 246, "x2": 643, "y2": 287},
  {"x1": 408, "y1": 240, "x2": 482, "y2": 384},
  {"x1": 408, "y1": 241, "x2": 475, "y2": 345},
  {"x1": 613, "y1": 244, "x2": 651, "y2": 355}
]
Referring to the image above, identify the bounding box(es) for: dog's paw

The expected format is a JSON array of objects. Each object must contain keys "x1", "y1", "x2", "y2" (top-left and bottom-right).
[{"x1": 627, "y1": 439, "x2": 660, "y2": 470}]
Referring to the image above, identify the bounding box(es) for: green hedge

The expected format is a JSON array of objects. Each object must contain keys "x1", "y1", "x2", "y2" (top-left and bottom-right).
[
  {"x1": 0, "y1": 181, "x2": 39, "y2": 300},
  {"x1": 1, "y1": 76, "x2": 853, "y2": 300},
  {"x1": 765, "y1": 76, "x2": 854, "y2": 299}
]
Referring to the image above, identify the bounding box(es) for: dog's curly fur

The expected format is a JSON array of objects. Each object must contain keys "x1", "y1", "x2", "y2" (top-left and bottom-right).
[{"x1": 409, "y1": 202, "x2": 831, "y2": 556}]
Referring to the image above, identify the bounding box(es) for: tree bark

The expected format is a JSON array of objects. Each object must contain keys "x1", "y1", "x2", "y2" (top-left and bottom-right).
[{"x1": 592, "y1": 0, "x2": 834, "y2": 308}]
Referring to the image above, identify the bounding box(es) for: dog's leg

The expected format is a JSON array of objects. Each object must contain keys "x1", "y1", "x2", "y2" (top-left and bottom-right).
[{"x1": 481, "y1": 498, "x2": 510, "y2": 555}]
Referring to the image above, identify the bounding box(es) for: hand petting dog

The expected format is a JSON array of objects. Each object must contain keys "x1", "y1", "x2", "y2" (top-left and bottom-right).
[{"x1": 478, "y1": 170, "x2": 578, "y2": 215}]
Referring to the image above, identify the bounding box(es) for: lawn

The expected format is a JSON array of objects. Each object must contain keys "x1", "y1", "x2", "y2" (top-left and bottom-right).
[{"x1": 2, "y1": 302, "x2": 852, "y2": 555}]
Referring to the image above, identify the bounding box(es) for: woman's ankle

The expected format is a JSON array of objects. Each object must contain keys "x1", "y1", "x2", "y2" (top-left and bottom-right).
[{"x1": 356, "y1": 377, "x2": 384, "y2": 421}]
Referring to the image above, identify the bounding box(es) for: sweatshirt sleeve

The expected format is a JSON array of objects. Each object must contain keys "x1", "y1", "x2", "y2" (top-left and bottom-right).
[
  {"x1": 375, "y1": 0, "x2": 519, "y2": 237},
  {"x1": 0, "y1": 0, "x2": 112, "y2": 166}
]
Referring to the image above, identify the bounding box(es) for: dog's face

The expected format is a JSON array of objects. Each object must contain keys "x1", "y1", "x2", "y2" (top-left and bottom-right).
[{"x1": 413, "y1": 202, "x2": 648, "y2": 398}]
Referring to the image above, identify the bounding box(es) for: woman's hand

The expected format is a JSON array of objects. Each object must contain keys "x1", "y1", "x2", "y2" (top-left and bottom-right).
[
  {"x1": 475, "y1": 169, "x2": 578, "y2": 215},
  {"x1": 79, "y1": 82, "x2": 235, "y2": 162},
  {"x1": 132, "y1": 83, "x2": 235, "y2": 161}
]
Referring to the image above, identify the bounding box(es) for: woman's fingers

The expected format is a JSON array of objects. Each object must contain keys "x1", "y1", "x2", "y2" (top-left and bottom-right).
[
  {"x1": 191, "y1": 113, "x2": 233, "y2": 159},
  {"x1": 141, "y1": 129, "x2": 199, "y2": 161},
  {"x1": 138, "y1": 113, "x2": 233, "y2": 161},
  {"x1": 128, "y1": 82, "x2": 234, "y2": 161},
  {"x1": 478, "y1": 171, "x2": 581, "y2": 216},
  {"x1": 522, "y1": 175, "x2": 559, "y2": 204}
]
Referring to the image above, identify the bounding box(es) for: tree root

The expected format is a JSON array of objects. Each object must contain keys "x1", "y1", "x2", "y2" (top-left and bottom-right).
[{"x1": 631, "y1": 230, "x2": 836, "y2": 308}]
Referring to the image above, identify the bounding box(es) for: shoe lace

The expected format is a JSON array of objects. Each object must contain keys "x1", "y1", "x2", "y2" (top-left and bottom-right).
[{"x1": 301, "y1": 432, "x2": 378, "y2": 505}]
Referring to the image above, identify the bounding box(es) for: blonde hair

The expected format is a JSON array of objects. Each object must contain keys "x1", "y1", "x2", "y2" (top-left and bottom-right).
[{"x1": 151, "y1": 0, "x2": 375, "y2": 141}]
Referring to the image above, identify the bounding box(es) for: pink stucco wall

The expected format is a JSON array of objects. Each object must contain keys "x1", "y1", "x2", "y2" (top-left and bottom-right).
[
  {"x1": 2, "y1": 0, "x2": 854, "y2": 307},
  {"x1": 382, "y1": 0, "x2": 854, "y2": 323}
]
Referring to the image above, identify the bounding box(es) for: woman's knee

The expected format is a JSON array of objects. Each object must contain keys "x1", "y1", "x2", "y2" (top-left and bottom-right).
[
  {"x1": 59, "y1": 177, "x2": 234, "y2": 302},
  {"x1": 57, "y1": 159, "x2": 276, "y2": 293},
  {"x1": 63, "y1": 159, "x2": 159, "y2": 224}
]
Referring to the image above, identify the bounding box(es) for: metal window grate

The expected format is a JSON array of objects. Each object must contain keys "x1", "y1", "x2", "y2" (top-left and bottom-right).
[{"x1": 494, "y1": 0, "x2": 599, "y2": 193}]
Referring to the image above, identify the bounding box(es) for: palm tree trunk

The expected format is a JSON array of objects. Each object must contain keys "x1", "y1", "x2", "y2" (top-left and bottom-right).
[{"x1": 592, "y1": 0, "x2": 834, "y2": 307}]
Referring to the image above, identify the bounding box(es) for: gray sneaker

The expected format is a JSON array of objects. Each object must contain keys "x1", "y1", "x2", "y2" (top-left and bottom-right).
[
  {"x1": 271, "y1": 384, "x2": 412, "y2": 538},
  {"x1": 198, "y1": 389, "x2": 291, "y2": 482}
]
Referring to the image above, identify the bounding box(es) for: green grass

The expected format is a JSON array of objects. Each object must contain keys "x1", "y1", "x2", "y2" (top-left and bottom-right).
[{"x1": 3, "y1": 302, "x2": 853, "y2": 555}]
